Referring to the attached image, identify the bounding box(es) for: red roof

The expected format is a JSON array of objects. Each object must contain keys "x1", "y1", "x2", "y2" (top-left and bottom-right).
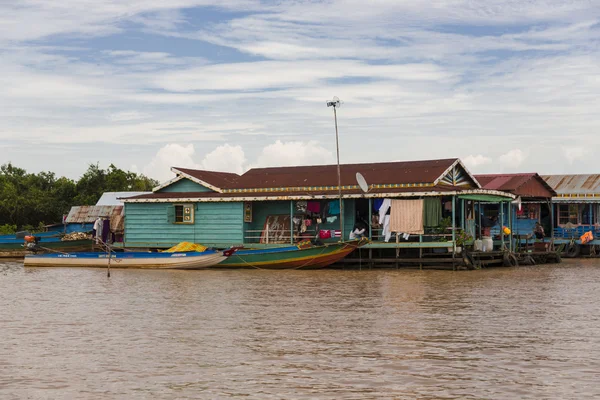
[
  {"x1": 235, "y1": 159, "x2": 459, "y2": 189},
  {"x1": 174, "y1": 167, "x2": 239, "y2": 189},
  {"x1": 475, "y1": 173, "x2": 556, "y2": 198}
]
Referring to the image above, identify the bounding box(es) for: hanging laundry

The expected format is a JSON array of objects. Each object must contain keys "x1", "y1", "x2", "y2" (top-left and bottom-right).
[
  {"x1": 378, "y1": 199, "x2": 391, "y2": 231},
  {"x1": 373, "y1": 198, "x2": 384, "y2": 211},
  {"x1": 319, "y1": 230, "x2": 332, "y2": 239},
  {"x1": 326, "y1": 216, "x2": 338, "y2": 223},
  {"x1": 296, "y1": 201, "x2": 307, "y2": 212},
  {"x1": 101, "y1": 218, "x2": 110, "y2": 243},
  {"x1": 382, "y1": 214, "x2": 392, "y2": 242},
  {"x1": 304, "y1": 219, "x2": 312, "y2": 227},
  {"x1": 327, "y1": 200, "x2": 340, "y2": 215},
  {"x1": 331, "y1": 230, "x2": 341, "y2": 238},
  {"x1": 389, "y1": 199, "x2": 424, "y2": 234},
  {"x1": 307, "y1": 201, "x2": 321, "y2": 213},
  {"x1": 424, "y1": 197, "x2": 442, "y2": 228}
]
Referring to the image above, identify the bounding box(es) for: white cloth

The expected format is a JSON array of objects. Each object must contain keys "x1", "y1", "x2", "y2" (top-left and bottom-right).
[
  {"x1": 378, "y1": 199, "x2": 392, "y2": 242},
  {"x1": 93, "y1": 218, "x2": 102, "y2": 244},
  {"x1": 349, "y1": 228, "x2": 366, "y2": 240},
  {"x1": 382, "y1": 214, "x2": 392, "y2": 242}
]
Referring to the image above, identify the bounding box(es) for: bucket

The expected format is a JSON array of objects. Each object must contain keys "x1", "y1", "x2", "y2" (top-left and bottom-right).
[
  {"x1": 474, "y1": 239, "x2": 483, "y2": 252},
  {"x1": 482, "y1": 236, "x2": 493, "y2": 252}
]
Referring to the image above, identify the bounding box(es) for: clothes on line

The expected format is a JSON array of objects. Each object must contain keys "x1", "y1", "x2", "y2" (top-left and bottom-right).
[
  {"x1": 327, "y1": 200, "x2": 340, "y2": 215},
  {"x1": 389, "y1": 199, "x2": 424, "y2": 234}
]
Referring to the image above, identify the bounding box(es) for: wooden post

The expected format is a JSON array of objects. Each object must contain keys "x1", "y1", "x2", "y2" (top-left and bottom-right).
[
  {"x1": 451, "y1": 196, "x2": 456, "y2": 253},
  {"x1": 508, "y1": 201, "x2": 513, "y2": 252},
  {"x1": 550, "y1": 201, "x2": 555, "y2": 241},
  {"x1": 452, "y1": 195, "x2": 456, "y2": 271},
  {"x1": 500, "y1": 200, "x2": 505, "y2": 250},
  {"x1": 368, "y1": 198, "x2": 372, "y2": 240},
  {"x1": 290, "y1": 200, "x2": 294, "y2": 244}
]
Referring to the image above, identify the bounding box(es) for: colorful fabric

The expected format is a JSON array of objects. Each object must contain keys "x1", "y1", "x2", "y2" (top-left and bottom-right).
[
  {"x1": 307, "y1": 201, "x2": 321, "y2": 213},
  {"x1": 296, "y1": 201, "x2": 307, "y2": 212},
  {"x1": 164, "y1": 242, "x2": 207, "y2": 252},
  {"x1": 319, "y1": 230, "x2": 332, "y2": 239},
  {"x1": 327, "y1": 200, "x2": 340, "y2": 215},
  {"x1": 326, "y1": 216, "x2": 338, "y2": 223},
  {"x1": 423, "y1": 197, "x2": 442, "y2": 227},
  {"x1": 373, "y1": 198, "x2": 384, "y2": 211},
  {"x1": 389, "y1": 199, "x2": 424, "y2": 234}
]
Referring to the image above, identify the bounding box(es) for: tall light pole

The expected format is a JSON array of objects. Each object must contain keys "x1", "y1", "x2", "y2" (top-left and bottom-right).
[{"x1": 327, "y1": 96, "x2": 343, "y2": 240}]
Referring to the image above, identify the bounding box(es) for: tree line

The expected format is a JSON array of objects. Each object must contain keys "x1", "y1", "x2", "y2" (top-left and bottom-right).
[{"x1": 0, "y1": 163, "x2": 158, "y2": 234}]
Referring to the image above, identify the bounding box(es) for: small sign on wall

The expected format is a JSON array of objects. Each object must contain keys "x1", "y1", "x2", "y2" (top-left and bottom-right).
[{"x1": 244, "y1": 202, "x2": 253, "y2": 222}]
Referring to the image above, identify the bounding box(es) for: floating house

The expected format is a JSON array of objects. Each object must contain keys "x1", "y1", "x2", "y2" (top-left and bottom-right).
[
  {"x1": 542, "y1": 175, "x2": 600, "y2": 246},
  {"x1": 122, "y1": 158, "x2": 515, "y2": 265},
  {"x1": 475, "y1": 173, "x2": 556, "y2": 239}
]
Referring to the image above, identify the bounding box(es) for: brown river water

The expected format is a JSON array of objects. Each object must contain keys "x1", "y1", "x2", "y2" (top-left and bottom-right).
[{"x1": 1, "y1": 259, "x2": 600, "y2": 399}]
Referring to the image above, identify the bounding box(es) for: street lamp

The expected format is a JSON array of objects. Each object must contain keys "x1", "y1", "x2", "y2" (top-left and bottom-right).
[{"x1": 327, "y1": 96, "x2": 343, "y2": 239}]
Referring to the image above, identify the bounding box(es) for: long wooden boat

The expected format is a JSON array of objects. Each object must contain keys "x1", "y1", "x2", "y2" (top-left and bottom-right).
[
  {"x1": 218, "y1": 239, "x2": 367, "y2": 270},
  {"x1": 24, "y1": 249, "x2": 230, "y2": 269},
  {"x1": 0, "y1": 239, "x2": 94, "y2": 258}
]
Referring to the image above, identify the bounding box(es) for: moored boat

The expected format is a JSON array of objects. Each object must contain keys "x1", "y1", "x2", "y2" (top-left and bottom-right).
[
  {"x1": 0, "y1": 233, "x2": 94, "y2": 258},
  {"x1": 24, "y1": 248, "x2": 233, "y2": 269},
  {"x1": 217, "y1": 238, "x2": 367, "y2": 269}
]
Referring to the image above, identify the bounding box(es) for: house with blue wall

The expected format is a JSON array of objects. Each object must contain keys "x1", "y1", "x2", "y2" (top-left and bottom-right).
[
  {"x1": 475, "y1": 173, "x2": 556, "y2": 241},
  {"x1": 122, "y1": 158, "x2": 515, "y2": 253}
]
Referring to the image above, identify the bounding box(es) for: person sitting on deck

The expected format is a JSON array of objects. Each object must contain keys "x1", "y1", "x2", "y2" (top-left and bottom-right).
[
  {"x1": 349, "y1": 221, "x2": 367, "y2": 240},
  {"x1": 534, "y1": 222, "x2": 545, "y2": 239}
]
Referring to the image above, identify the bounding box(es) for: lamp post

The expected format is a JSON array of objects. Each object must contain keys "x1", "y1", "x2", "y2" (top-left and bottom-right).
[{"x1": 327, "y1": 97, "x2": 343, "y2": 239}]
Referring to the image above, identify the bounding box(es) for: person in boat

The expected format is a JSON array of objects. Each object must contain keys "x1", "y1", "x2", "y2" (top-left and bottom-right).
[{"x1": 534, "y1": 222, "x2": 545, "y2": 239}]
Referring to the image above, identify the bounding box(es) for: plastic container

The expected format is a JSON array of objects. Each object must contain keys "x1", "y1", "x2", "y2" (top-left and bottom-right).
[
  {"x1": 482, "y1": 236, "x2": 493, "y2": 252},
  {"x1": 474, "y1": 239, "x2": 483, "y2": 252}
]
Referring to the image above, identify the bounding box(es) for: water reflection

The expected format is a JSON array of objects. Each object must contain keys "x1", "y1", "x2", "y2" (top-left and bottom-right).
[{"x1": 1, "y1": 260, "x2": 599, "y2": 399}]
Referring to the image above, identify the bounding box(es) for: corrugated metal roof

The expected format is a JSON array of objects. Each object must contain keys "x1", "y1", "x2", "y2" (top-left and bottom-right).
[
  {"x1": 542, "y1": 174, "x2": 600, "y2": 195},
  {"x1": 65, "y1": 205, "x2": 124, "y2": 232},
  {"x1": 96, "y1": 192, "x2": 151, "y2": 205}
]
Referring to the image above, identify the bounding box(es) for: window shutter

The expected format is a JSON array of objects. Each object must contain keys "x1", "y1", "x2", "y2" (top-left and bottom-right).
[{"x1": 167, "y1": 204, "x2": 175, "y2": 223}]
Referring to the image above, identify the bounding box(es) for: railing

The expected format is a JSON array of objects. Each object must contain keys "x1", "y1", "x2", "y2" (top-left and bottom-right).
[{"x1": 553, "y1": 225, "x2": 600, "y2": 239}]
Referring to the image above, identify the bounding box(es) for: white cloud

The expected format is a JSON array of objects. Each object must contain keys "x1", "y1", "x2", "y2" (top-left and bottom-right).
[
  {"x1": 499, "y1": 149, "x2": 527, "y2": 169},
  {"x1": 143, "y1": 143, "x2": 200, "y2": 181},
  {"x1": 564, "y1": 146, "x2": 589, "y2": 164},
  {"x1": 252, "y1": 140, "x2": 333, "y2": 168},
  {"x1": 199, "y1": 144, "x2": 246, "y2": 174},
  {"x1": 463, "y1": 154, "x2": 493, "y2": 169},
  {"x1": 107, "y1": 111, "x2": 150, "y2": 122}
]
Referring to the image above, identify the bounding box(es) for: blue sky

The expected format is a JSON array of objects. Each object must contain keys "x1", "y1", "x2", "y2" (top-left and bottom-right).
[{"x1": 1, "y1": 0, "x2": 599, "y2": 181}]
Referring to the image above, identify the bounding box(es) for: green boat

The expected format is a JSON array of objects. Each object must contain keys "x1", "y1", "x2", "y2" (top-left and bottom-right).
[{"x1": 217, "y1": 239, "x2": 367, "y2": 270}]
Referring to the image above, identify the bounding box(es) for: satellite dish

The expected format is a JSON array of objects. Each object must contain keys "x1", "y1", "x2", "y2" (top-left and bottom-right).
[
  {"x1": 356, "y1": 172, "x2": 369, "y2": 193},
  {"x1": 511, "y1": 196, "x2": 522, "y2": 211},
  {"x1": 326, "y1": 96, "x2": 342, "y2": 108}
]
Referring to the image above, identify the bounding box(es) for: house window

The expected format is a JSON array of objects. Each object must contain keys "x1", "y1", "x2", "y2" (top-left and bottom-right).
[
  {"x1": 174, "y1": 204, "x2": 194, "y2": 224},
  {"x1": 557, "y1": 204, "x2": 578, "y2": 225},
  {"x1": 580, "y1": 204, "x2": 595, "y2": 226},
  {"x1": 516, "y1": 204, "x2": 539, "y2": 220}
]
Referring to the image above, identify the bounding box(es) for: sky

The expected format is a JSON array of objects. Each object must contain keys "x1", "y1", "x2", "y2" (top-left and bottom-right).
[{"x1": 1, "y1": 0, "x2": 599, "y2": 182}]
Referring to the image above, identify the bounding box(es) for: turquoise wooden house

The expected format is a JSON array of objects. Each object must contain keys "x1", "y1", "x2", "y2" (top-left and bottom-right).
[{"x1": 122, "y1": 158, "x2": 514, "y2": 253}]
